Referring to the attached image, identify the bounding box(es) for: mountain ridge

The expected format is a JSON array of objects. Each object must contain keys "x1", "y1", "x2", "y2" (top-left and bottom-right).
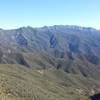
[{"x1": 0, "y1": 25, "x2": 99, "y2": 31}]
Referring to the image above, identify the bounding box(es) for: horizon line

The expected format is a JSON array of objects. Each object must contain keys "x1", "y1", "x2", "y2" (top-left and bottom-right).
[{"x1": 0, "y1": 24, "x2": 100, "y2": 30}]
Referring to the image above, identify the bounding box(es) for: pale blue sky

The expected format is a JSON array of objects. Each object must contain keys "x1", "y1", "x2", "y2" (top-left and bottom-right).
[{"x1": 0, "y1": 0, "x2": 100, "y2": 29}]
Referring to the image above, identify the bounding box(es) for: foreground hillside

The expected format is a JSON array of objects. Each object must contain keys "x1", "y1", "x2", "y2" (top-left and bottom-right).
[{"x1": 0, "y1": 64, "x2": 99, "y2": 100}]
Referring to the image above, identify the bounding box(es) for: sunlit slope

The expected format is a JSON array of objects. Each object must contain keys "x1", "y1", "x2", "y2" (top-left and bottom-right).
[{"x1": 0, "y1": 64, "x2": 99, "y2": 100}]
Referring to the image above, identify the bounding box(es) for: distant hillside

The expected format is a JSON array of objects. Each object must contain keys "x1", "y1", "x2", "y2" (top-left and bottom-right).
[{"x1": 0, "y1": 25, "x2": 100, "y2": 76}]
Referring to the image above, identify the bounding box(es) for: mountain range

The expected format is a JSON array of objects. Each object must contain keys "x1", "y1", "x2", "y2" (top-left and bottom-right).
[{"x1": 0, "y1": 25, "x2": 100, "y2": 100}]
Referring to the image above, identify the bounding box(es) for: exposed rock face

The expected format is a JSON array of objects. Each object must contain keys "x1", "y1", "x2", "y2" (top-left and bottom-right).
[{"x1": 15, "y1": 33, "x2": 28, "y2": 47}]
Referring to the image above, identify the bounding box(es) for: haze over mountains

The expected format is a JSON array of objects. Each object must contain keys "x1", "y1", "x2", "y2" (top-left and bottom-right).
[{"x1": 0, "y1": 25, "x2": 100, "y2": 100}]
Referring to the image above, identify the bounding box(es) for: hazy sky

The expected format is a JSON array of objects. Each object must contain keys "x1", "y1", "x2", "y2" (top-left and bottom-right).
[{"x1": 0, "y1": 0, "x2": 100, "y2": 29}]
